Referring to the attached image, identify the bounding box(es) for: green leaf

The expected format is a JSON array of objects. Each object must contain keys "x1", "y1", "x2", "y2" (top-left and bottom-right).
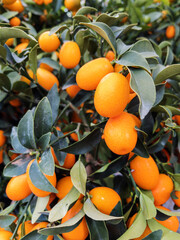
[
  {"x1": 140, "y1": 191, "x2": 157, "y2": 220},
  {"x1": 96, "y1": 13, "x2": 128, "y2": 26},
  {"x1": 117, "y1": 210, "x2": 146, "y2": 240},
  {"x1": 12, "y1": 81, "x2": 30, "y2": 93},
  {"x1": 70, "y1": 159, "x2": 87, "y2": 195},
  {"x1": 133, "y1": 137, "x2": 149, "y2": 158},
  {"x1": 117, "y1": 51, "x2": 151, "y2": 73},
  {"x1": 142, "y1": 230, "x2": 163, "y2": 240},
  {"x1": 2, "y1": 11, "x2": 18, "y2": 20},
  {"x1": 131, "y1": 39, "x2": 158, "y2": 58},
  {"x1": 130, "y1": 68, "x2": 156, "y2": 119},
  {"x1": 83, "y1": 199, "x2": 123, "y2": 221},
  {"x1": 34, "y1": 97, "x2": 53, "y2": 139},
  {"x1": 81, "y1": 22, "x2": 117, "y2": 54},
  {"x1": 0, "y1": 90, "x2": 7, "y2": 101},
  {"x1": 40, "y1": 210, "x2": 84, "y2": 235},
  {"x1": 40, "y1": 147, "x2": 54, "y2": 176},
  {"x1": 49, "y1": 25, "x2": 69, "y2": 35},
  {"x1": 48, "y1": 187, "x2": 80, "y2": 222},
  {"x1": 148, "y1": 131, "x2": 171, "y2": 153},
  {"x1": 22, "y1": 21, "x2": 37, "y2": 36},
  {"x1": 3, "y1": 154, "x2": 33, "y2": 177},
  {"x1": 40, "y1": 58, "x2": 60, "y2": 71},
  {"x1": 116, "y1": 39, "x2": 132, "y2": 57},
  {"x1": 31, "y1": 196, "x2": 50, "y2": 224},
  {"x1": 90, "y1": 156, "x2": 127, "y2": 179},
  {"x1": 86, "y1": 216, "x2": 109, "y2": 240},
  {"x1": 0, "y1": 73, "x2": 11, "y2": 91},
  {"x1": 0, "y1": 45, "x2": 7, "y2": 61},
  {"x1": 20, "y1": 230, "x2": 47, "y2": 240},
  {"x1": 60, "y1": 128, "x2": 102, "y2": 154},
  {"x1": 37, "y1": 132, "x2": 51, "y2": 151},
  {"x1": 0, "y1": 27, "x2": 37, "y2": 42},
  {"x1": 73, "y1": 15, "x2": 90, "y2": 23},
  {"x1": 47, "y1": 84, "x2": 60, "y2": 124},
  {"x1": 112, "y1": 24, "x2": 139, "y2": 39},
  {"x1": 11, "y1": 127, "x2": 29, "y2": 154},
  {"x1": 153, "y1": 84, "x2": 165, "y2": 107},
  {"x1": 18, "y1": 110, "x2": 36, "y2": 149},
  {"x1": 29, "y1": 159, "x2": 58, "y2": 193},
  {"x1": 75, "y1": 6, "x2": 97, "y2": 16},
  {"x1": 0, "y1": 202, "x2": 18, "y2": 216},
  {"x1": 29, "y1": 44, "x2": 38, "y2": 74},
  {"x1": 0, "y1": 215, "x2": 16, "y2": 228},
  {"x1": 156, "y1": 207, "x2": 180, "y2": 217},
  {"x1": 155, "y1": 64, "x2": 180, "y2": 84}
]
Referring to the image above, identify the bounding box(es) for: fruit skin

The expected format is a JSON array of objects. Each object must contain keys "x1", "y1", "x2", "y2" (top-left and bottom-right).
[
  {"x1": 21, "y1": 69, "x2": 34, "y2": 85},
  {"x1": 94, "y1": 72, "x2": 129, "y2": 118},
  {"x1": 166, "y1": 25, "x2": 175, "y2": 39},
  {"x1": 105, "y1": 50, "x2": 115, "y2": 61},
  {"x1": 66, "y1": 85, "x2": 81, "y2": 98},
  {"x1": 14, "y1": 42, "x2": 28, "y2": 54},
  {"x1": 127, "y1": 213, "x2": 151, "y2": 240},
  {"x1": 59, "y1": 41, "x2": 81, "y2": 69},
  {"x1": 64, "y1": 0, "x2": 81, "y2": 11},
  {"x1": 9, "y1": 98, "x2": 21, "y2": 107},
  {"x1": 6, "y1": 173, "x2": 32, "y2": 201},
  {"x1": 172, "y1": 191, "x2": 180, "y2": 207},
  {"x1": 76, "y1": 57, "x2": 114, "y2": 91},
  {"x1": 2, "y1": 0, "x2": 16, "y2": 4},
  {"x1": 9, "y1": 17, "x2": 21, "y2": 26},
  {"x1": 26, "y1": 159, "x2": 57, "y2": 197},
  {"x1": 89, "y1": 186, "x2": 121, "y2": 215},
  {"x1": 3, "y1": 0, "x2": 24, "y2": 13},
  {"x1": 52, "y1": 147, "x2": 76, "y2": 169},
  {"x1": 104, "y1": 112, "x2": 138, "y2": 155},
  {"x1": 0, "y1": 130, "x2": 6, "y2": 147},
  {"x1": 151, "y1": 174, "x2": 174, "y2": 206},
  {"x1": 40, "y1": 63, "x2": 53, "y2": 72},
  {"x1": 38, "y1": 31, "x2": 60, "y2": 52},
  {"x1": 56, "y1": 176, "x2": 73, "y2": 199},
  {"x1": 130, "y1": 155, "x2": 159, "y2": 190},
  {"x1": 61, "y1": 200, "x2": 89, "y2": 240},
  {"x1": 155, "y1": 206, "x2": 179, "y2": 232},
  {"x1": 37, "y1": 68, "x2": 59, "y2": 91},
  {"x1": 5, "y1": 38, "x2": 14, "y2": 46},
  {"x1": 0, "y1": 230, "x2": 13, "y2": 239},
  {"x1": 0, "y1": 149, "x2": 3, "y2": 164}
]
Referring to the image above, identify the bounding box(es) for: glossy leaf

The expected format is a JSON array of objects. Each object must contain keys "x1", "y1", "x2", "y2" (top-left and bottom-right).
[
  {"x1": 81, "y1": 22, "x2": 117, "y2": 54},
  {"x1": 32, "y1": 196, "x2": 50, "y2": 224},
  {"x1": 18, "y1": 110, "x2": 36, "y2": 149},
  {"x1": 0, "y1": 215, "x2": 16, "y2": 228},
  {"x1": 0, "y1": 73, "x2": 11, "y2": 91},
  {"x1": 70, "y1": 159, "x2": 87, "y2": 195},
  {"x1": 34, "y1": 97, "x2": 53, "y2": 139},
  {"x1": 116, "y1": 39, "x2": 132, "y2": 57},
  {"x1": 153, "y1": 84, "x2": 165, "y2": 106},
  {"x1": 73, "y1": 15, "x2": 90, "y2": 23},
  {"x1": 60, "y1": 128, "x2": 102, "y2": 154},
  {"x1": 71, "y1": 90, "x2": 92, "y2": 108},
  {"x1": 20, "y1": 230, "x2": 47, "y2": 240},
  {"x1": 131, "y1": 39, "x2": 158, "y2": 58},
  {"x1": 133, "y1": 137, "x2": 149, "y2": 158},
  {"x1": 140, "y1": 191, "x2": 157, "y2": 220},
  {"x1": 156, "y1": 206, "x2": 180, "y2": 217},
  {"x1": 143, "y1": 230, "x2": 163, "y2": 240},
  {"x1": 48, "y1": 187, "x2": 80, "y2": 222},
  {"x1": 155, "y1": 64, "x2": 180, "y2": 84},
  {"x1": 40, "y1": 58, "x2": 60, "y2": 71},
  {"x1": 112, "y1": 24, "x2": 139, "y2": 38},
  {"x1": 83, "y1": 199, "x2": 123, "y2": 221},
  {"x1": 50, "y1": 25, "x2": 68, "y2": 35},
  {"x1": 148, "y1": 131, "x2": 171, "y2": 153},
  {"x1": 29, "y1": 44, "x2": 38, "y2": 74},
  {"x1": 0, "y1": 45, "x2": 7, "y2": 61},
  {"x1": 47, "y1": 84, "x2": 60, "y2": 124},
  {"x1": 86, "y1": 216, "x2": 109, "y2": 240},
  {"x1": 40, "y1": 147, "x2": 54, "y2": 176},
  {"x1": 76, "y1": 6, "x2": 97, "y2": 15},
  {"x1": 11, "y1": 127, "x2": 29, "y2": 154},
  {"x1": 130, "y1": 68, "x2": 156, "y2": 119},
  {"x1": 96, "y1": 13, "x2": 128, "y2": 26},
  {"x1": 29, "y1": 159, "x2": 58, "y2": 193},
  {"x1": 37, "y1": 132, "x2": 51, "y2": 151}
]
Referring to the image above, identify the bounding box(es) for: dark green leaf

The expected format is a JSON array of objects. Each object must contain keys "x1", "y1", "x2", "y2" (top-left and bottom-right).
[
  {"x1": 153, "y1": 84, "x2": 165, "y2": 106},
  {"x1": 47, "y1": 84, "x2": 60, "y2": 124},
  {"x1": 34, "y1": 97, "x2": 53, "y2": 139},
  {"x1": 37, "y1": 132, "x2": 51, "y2": 151},
  {"x1": 133, "y1": 137, "x2": 149, "y2": 158},
  {"x1": 50, "y1": 25, "x2": 68, "y2": 35},
  {"x1": 155, "y1": 64, "x2": 180, "y2": 84},
  {"x1": 71, "y1": 90, "x2": 92, "y2": 107},
  {"x1": 22, "y1": 21, "x2": 37, "y2": 36},
  {"x1": 81, "y1": 22, "x2": 117, "y2": 54},
  {"x1": 73, "y1": 15, "x2": 90, "y2": 23},
  {"x1": 12, "y1": 81, "x2": 30, "y2": 93},
  {"x1": 86, "y1": 216, "x2": 109, "y2": 240},
  {"x1": 18, "y1": 110, "x2": 36, "y2": 149},
  {"x1": 3, "y1": 154, "x2": 33, "y2": 177},
  {"x1": 0, "y1": 73, "x2": 11, "y2": 91},
  {"x1": 0, "y1": 45, "x2": 7, "y2": 61},
  {"x1": 12, "y1": 52, "x2": 28, "y2": 63},
  {"x1": 29, "y1": 159, "x2": 58, "y2": 193},
  {"x1": 130, "y1": 68, "x2": 156, "y2": 119},
  {"x1": 29, "y1": 44, "x2": 38, "y2": 74},
  {"x1": 96, "y1": 13, "x2": 128, "y2": 26},
  {"x1": 60, "y1": 128, "x2": 102, "y2": 154},
  {"x1": 116, "y1": 39, "x2": 132, "y2": 57},
  {"x1": 148, "y1": 131, "x2": 171, "y2": 153},
  {"x1": 2, "y1": 11, "x2": 18, "y2": 20},
  {"x1": 20, "y1": 230, "x2": 48, "y2": 240},
  {"x1": 75, "y1": 6, "x2": 97, "y2": 16},
  {"x1": 40, "y1": 147, "x2": 54, "y2": 176},
  {"x1": 112, "y1": 24, "x2": 138, "y2": 38},
  {"x1": 142, "y1": 230, "x2": 163, "y2": 240},
  {"x1": 131, "y1": 39, "x2": 158, "y2": 58},
  {"x1": 11, "y1": 127, "x2": 29, "y2": 154}
]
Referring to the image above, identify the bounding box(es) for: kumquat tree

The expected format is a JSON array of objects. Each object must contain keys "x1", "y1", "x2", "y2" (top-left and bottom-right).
[{"x1": 0, "y1": 0, "x2": 180, "y2": 239}]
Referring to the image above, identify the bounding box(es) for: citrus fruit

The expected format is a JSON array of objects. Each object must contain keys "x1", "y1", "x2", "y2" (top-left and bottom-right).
[
  {"x1": 44, "y1": 0, "x2": 53, "y2": 5},
  {"x1": 0, "y1": 130, "x2": 6, "y2": 147},
  {"x1": 40, "y1": 62, "x2": 53, "y2": 72},
  {"x1": 166, "y1": 25, "x2": 175, "y2": 39},
  {"x1": 103, "y1": 111, "x2": 138, "y2": 155},
  {"x1": 0, "y1": 230, "x2": 13, "y2": 239},
  {"x1": 17, "y1": 220, "x2": 37, "y2": 239},
  {"x1": 89, "y1": 186, "x2": 121, "y2": 215},
  {"x1": 155, "y1": 206, "x2": 179, "y2": 232},
  {"x1": 130, "y1": 155, "x2": 159, "y2": 190},
  {"x1": 32, "y1": 222, "x2": 53, "y2": 240},
  {"x1": 9, "y1": 98, "x2": 21, "y2": 107},
  {"x1": 2, "y1": 0, "x2": 16, "y2": 4},
  {"x1": 9, "y1": 17, "x2": 21, "y2": 26},
  {"x1": 172, "y1": 191, "x2": 180, "y2": 207},
  {"x1": 26, "y1": 159, "x2": 57, "y2": 197},
  {"x1": 129, "y1": 114, "x2": 141, "y2": 128},
  {"x1": 37, "y1": 68, "x2": 59, "y2": 91},
  {"x1": 105, "y1": 50, "x2": 115, "y2": 61},
  {"x1": 62, "y1": 154, "x2": 76, "y2": 169},
  {"x1": 46, "y1": 193, "x2": 56, "y2": 210},
  {"x1": 76, "y1": 57, "x2": 114, "y2": 90},
  {"x1": 6, "y1": 173, "x2": 32, "y2": 201},
  {"x1": 38, "y1": 31, "x2": 60, "y2": 52},
  {"x1": 33, "y1": 0, "x2": 43, "y2": 4},
  {"x1": 14, "y1": 42, "x2": 28, "y2": 54},
  {"x1": 66, "y1": 85, "x2": 81, "y2": 98},
  {"x1": 61, "y1": 200, "x2": 89, "y2": 240},
  {"x1": 59, "y1": 41, "x2": 81, "y2": 69},
  {"x1": 21, "y1": 68, "x2": 35, "y2": 85},
  {"x1": 56, "y1": 176, "x2": 73, "y2": 199},
  {"x1": 151, "y1": 173, "x2": 174, "y2": 206},
  {"x1": 0, "y1": 149, "x2": 3, "y2": 164},
  {"x1": 64, "y1": 0, "x2": 81, "y2": 11},
  {"x1": 94, "y1": 72, "x2": 129, "y2": 118},
  {"x1": 5, "y1": 38, "x2": 14, "y2": 46},
  {"x1": 127, "y1": 213, "x2": 151, "y2": 240},
  {"x1": 3, "y1": 0, "x2": 24, "y2": 13}
]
